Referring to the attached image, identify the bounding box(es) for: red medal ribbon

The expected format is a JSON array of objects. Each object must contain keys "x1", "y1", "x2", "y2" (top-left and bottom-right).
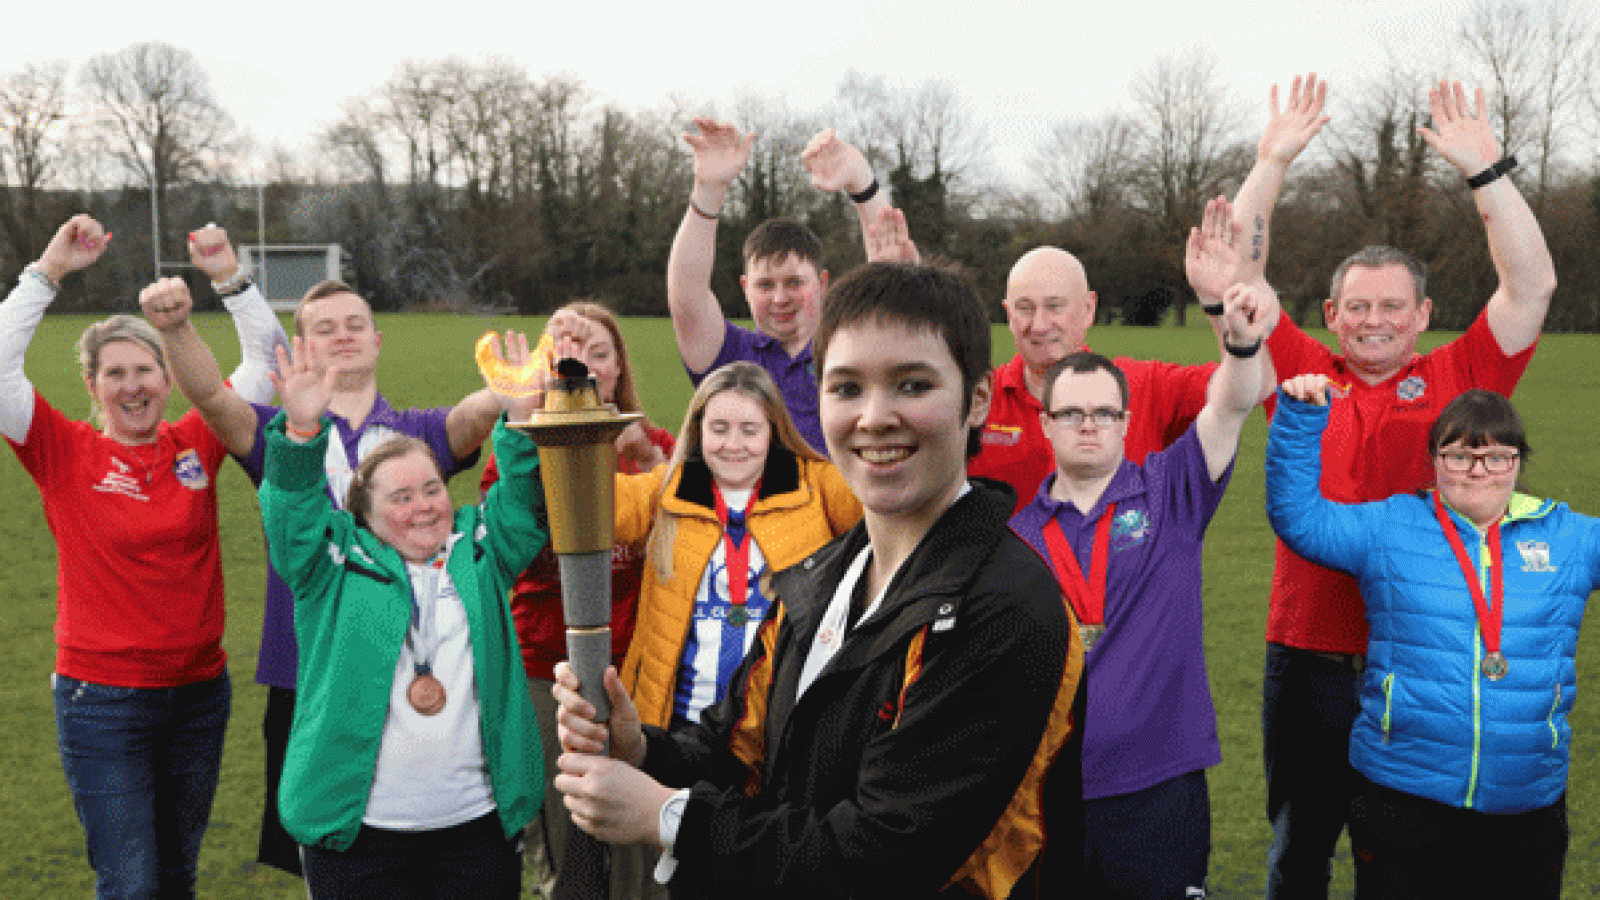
[
  {"x1": 713, "y1": 481, "x2": 760, "y2": 610},
  {"x1": 1041, "y1": 502, "x2": 1117, "y2": 630},
  {"x1": 1432, "y1": 491, "x2": 1504, "y2": 658}
]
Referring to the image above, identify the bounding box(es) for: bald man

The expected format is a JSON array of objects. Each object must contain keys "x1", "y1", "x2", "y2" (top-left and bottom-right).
[{"x1": 969, "y1": 246, "x2": 1221, "y2": 512}]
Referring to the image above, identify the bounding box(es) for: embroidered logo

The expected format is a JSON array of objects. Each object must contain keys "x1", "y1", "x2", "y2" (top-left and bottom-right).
[
  {"x1": 92, "y1": 456, "x2": 149, "y2": 501},
  {"x1": 1517, "y1": 540, "x2": 1556, "y2": 573},
  {"x1": 981, "y1": 424, "x2": 1022, "y2": 446},
  {"x1": 1110, "y1": 509, "x2": 1150, "y2": 549},
  {"x1": 1395, "y1": 375, "x2": 1426, "y2": 402},
  {"x1": 173, "y1": 448, "x2": 208, "y2": 490}
]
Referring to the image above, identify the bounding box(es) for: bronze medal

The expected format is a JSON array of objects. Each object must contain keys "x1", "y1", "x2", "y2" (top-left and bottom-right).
[
  {"x1": 1080, "y1": 624, "x2": 1105, "y2": 652},
  {"x1": 728, "y1": 606, "x2": 749, "y2": 628},
  {"x1": 408, "y1": 673, "x2": 447, "y2": 715},
  {"x1": 1481, "y1": 651, "x2": 1509, "y2": 681}
]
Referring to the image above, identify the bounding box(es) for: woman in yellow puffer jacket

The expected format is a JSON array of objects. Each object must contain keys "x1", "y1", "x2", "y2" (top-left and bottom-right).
[{"x1": 615, "y1": 361, "x2": 861, "y2": 729}]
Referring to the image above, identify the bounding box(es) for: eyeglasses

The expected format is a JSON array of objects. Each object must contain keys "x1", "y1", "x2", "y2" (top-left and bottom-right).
[
  {"x1": 1435, "y1": 450, "x2": 1519, "y2": 474},
  {"x1": 1046, "y1": 406, "x2": 1126, "y2": 428}
]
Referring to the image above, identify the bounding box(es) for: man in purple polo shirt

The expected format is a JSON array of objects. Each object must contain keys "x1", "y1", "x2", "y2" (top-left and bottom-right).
[
  {"x1": 666, "y1": 118, "x2": 893, "y2": 454},
  {"x1": 145, "y1": 277, "x2": 506, "y2": 877},
  {"x1": 1010, "y1": 282, "x2": 1270, "y2": 899}
]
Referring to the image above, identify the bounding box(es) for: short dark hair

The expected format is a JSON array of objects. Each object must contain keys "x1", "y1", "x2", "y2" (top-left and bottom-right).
[
  {"x1": 1330, "y1": 246, "x2": 1427, "y2": 304},
  {"x1": 1428, "y1": 389, "x2": 1531, "y2": 462},
  {"x1": 1041, "y1": 352, "x2": 1129, "y2": 411},
  {"x1": 346, "y1": 436, "x2": 439, "y2": 528},
  {"x1": 742, "y1": 219, "x2": 823, "y2": 270},
  {"x1": 814, "y1": 262, "x2": 991, "y2": 456},
  {"x1": 294, "y1": 279, "x2": 367, "y2": 336}
]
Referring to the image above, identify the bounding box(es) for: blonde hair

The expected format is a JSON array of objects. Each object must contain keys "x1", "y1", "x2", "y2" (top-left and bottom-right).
[
  {"x1": 76, "y1": 315, "x2": 168, "y2": 428},
  {"x1": 647, "y1": 362, "x2": 821, "y2": 582}
]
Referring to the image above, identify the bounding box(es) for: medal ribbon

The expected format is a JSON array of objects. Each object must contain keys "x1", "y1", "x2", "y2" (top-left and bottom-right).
[
  {"x1": 406, "y1": 554, "x2": 449, "y2": 676},
  {"x1": 713, "y1": 481, "x2": 759, "y2": 610},
  {"x1": 1432, "y1": 491, "x2": 1504, "y2": 659},
  {"x1": 1041, "y1": 502, "x2": 1117, "y2": 630}
]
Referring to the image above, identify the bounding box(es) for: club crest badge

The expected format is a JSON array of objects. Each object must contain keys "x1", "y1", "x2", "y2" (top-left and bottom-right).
[
  {"x1": 1395, "y1": 375, "x2": 1426, "y2": 402},
  {"x1": 981, "y1": 424, "x2": 1022, "y2": 446},
  {"x1": 1111, "y1": 508, "x2": 1150, "y2": 549},
  {"x1": 1516, "y1": 540, "x2": 1556, "y2": 573},
  {"x1": 173, "y1": 448, "x2": 208, "y2": 490}
]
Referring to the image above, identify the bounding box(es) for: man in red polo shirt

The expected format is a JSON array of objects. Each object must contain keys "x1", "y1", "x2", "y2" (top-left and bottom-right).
[
  {"x1": 970, "y1": 246, "x2": 1219, "y2": 512},
  {"x1": 1232, "y1": 74, "x2": 1556, "y2": 899}
]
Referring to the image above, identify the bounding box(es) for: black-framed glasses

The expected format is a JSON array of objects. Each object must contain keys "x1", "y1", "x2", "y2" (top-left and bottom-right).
[
  {"x1": 1046, "y1": 406, "x2": 1126, "y2": 428},
  {"x1": 1436, "y1": 450, "x2": 1519, "y2": 474}
]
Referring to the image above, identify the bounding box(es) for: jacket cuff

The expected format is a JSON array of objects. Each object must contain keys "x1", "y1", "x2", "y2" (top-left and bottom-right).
[{"x1": 263, "y1": 409, "x2": 331, "y2": 492}]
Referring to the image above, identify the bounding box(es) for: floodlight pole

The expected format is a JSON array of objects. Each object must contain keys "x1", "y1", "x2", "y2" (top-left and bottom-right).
[
  {"x1": 257, "y1": 180, "x2": 267, "y2": 296},
  {"x1": 150, "y1": 180, "x2": 160, "y2": 281}
]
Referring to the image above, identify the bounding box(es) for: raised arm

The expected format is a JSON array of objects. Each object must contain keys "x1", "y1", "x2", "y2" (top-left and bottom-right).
[
  {"x1": 0, "y1": 215, "x2": 111, "y2": 443},
  {"x1": 1417, "y1": 80, "x2": 1555, "y2": 356},
  {"x1": 800, "y1": 128, "x2": 898, "y2": 256},
  {"x1": 188, "y1": 223, "x2": 289, "y2": 405},
  {"x1": 1195, "y1": 283, "x2": 1271, "y2": 481},
  {"x1": 667, "y1": 118, "x2": 754, "y2": 375},
  {"x1": 1186, "y1": 196, "x2": 1278, "y2": 402},
  {"x1": 1231, "y1": 73, "x2": 1329, "y2": 297},
  {"x1": 141, "y1": 278, "x2": 261, "y2": 457}
]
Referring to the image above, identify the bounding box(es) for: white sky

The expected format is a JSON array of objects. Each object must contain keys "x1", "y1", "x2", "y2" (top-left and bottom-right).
[{"x1": 10, "y1": 0, "x2": 1481, "y2": 186}]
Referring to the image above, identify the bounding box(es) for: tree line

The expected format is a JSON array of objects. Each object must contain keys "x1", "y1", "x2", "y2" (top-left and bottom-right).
[{"x1": 2, "y1": 0, "x2": 1598, "y2": 330}]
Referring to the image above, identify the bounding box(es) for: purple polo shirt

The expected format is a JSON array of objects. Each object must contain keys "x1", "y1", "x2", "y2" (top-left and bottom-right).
[
  {"x1": 1010, "y1": 426, "x2": 1229, "y2": 800},
  {"x1": 692, "y1": 321, "x2": 824, "y2": 456},
  {"x1": 236, "y1": 395, "x2": 476, "y2": 689}
]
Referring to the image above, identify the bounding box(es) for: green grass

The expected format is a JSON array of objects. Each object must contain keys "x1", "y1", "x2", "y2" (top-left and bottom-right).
[{"x1": 3, "y1": 312, "x2": 1598, "y2": 897}]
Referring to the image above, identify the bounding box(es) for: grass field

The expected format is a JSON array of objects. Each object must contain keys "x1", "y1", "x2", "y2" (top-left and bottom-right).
[{"x1": 3, "y1": 310, "x2": 1599, "y2": 897}]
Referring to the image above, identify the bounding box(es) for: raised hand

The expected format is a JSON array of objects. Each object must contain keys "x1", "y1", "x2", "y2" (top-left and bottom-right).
[
  {"x1": 480, "y1": 329, "x2": 539, "y2": 420},
  {"x1": 188, "y1": 223, "x2": 240, "y2": 283},
  {"x1": 1258, "y1": 73, "x2": 1330, "y2": 165},
  {"x1": 553, "y1": 662, "x2": 645, "y2": 767},
  {"x1": 138, "y1": 277, "x2": 195, "y2": 332},
  {"x1": 1281, "y1": 373, "x2": 1334, "y2": 406},
  {"x1": 1417, "y1": 80, "x2": 1500, "y2": 177},
  {"x1": 800, "y1": 128, "x2": 875, "y2": 195},
  {"x1": 37, "y1": 215, "x2": 112, "y2": 283},
  {"x1": 864, "y1": 207, "x2": 922, "y2": 264},
  {"x1": 1221, "y1": 282, "x2": 1269, "y2": 347},
  {"x1": 268, "y1": 337, "x2": 338, "y2": 437},
  {"x1": 684, "y1": 117, "x2": 755, "y2": 189},
  {"x1": 1185, "y1": 196, "x2": 1244, "y2": 304},
  {"x1": 615, "y1": 420, "x2": 665, "y2": 470}
]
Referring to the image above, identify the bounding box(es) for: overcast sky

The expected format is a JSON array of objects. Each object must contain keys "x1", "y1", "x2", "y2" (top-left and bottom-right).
[{"x1": 12, "y1": 0, "x2": 1482, "y2": 185}]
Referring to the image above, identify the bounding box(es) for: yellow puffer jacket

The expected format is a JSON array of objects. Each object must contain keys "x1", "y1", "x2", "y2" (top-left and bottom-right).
[{"x1": 616, "y1": 447, "x2": 862, "y2": 727}]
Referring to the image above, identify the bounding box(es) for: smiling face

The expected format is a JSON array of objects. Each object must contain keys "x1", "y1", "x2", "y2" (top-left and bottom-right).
[
  {"x1": 1041, "y1": 367, "x2": 1127, "y2": 484},
  {"x1": 299, "y1": 291, "x2": 382, "y2": 383},
  {"x1": 1004, "y1": 248, "x2": 1097, "y2": 379},
  {"x1": 820, "y1": 319, "x2": 990, "y2": 534},
  {"x1": 1324, "y1": 264, "x2": 1430, "y2": 383},
  {"x1": 1434, "y1": 439, "x2": 1520, "y2": 529},
  {"x1": 87, "y1": 339, "x2": 172, "y2": 445},
  {"x1": 700, "y1": 389, "x2": 771, "y2": 492},
  {"x1": 741, "y1": 253, "x2": 826, "y2": 353},
  {"x1": 365, "y1": 450, "x2": 454, "y2": 563}
]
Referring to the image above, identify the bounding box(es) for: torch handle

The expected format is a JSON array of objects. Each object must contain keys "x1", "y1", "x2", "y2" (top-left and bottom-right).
[{"x1": 566, "y1": 627, "x2": 613, "y2": 730}]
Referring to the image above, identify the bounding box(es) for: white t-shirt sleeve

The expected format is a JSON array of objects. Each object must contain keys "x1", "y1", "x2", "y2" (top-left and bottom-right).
[
  {"x1": 653, "y1": 788, "x2": 691, "y2": 883},
  {"x1": 222, "y1": 283, "x2": 289, "y2": 404},
  {"x1": 0, "y1": 275, "x2": 55, "y2": 443}
]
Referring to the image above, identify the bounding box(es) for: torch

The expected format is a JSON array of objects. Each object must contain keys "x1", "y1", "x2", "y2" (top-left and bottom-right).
[{"x1": 510, "y1": 356, "x2": 640, "y2": 900}]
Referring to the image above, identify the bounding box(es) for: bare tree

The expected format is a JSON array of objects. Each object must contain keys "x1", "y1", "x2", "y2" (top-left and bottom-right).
[
  {"x1": 1459, "y1": 0, "x2": 1599, "y2": 210},
  {"x1": 1125, "y1": 47, "x2": 1250, "y2": 323},
  {"x1": 0, "y1": 61, "x2": 70, "y2": 266},
  {"x1": 81, "y1": 42, "x2": 233, "y2": 269},
  {"x1": 1030, "y1": 113, "x2": 1137, "y2": 221}
]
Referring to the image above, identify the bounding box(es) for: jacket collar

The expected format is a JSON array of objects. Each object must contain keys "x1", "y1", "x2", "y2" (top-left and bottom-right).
[{"x1": 661, "y1": 446, "x2": 805, "y2": 519}]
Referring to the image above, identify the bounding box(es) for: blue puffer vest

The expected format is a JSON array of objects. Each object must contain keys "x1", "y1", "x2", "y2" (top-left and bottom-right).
[{"x1": 1267, "y1": 396, "x2": 1599, "y2": 814}]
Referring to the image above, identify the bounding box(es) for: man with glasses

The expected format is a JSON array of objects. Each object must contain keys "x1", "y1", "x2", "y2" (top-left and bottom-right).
[
  {"x1": 1229, "y1": 76, "x2": 1557, "y2": 898},
  {"x1": 1011, "y1": 282, "x2": 1271, "y2": 898},
  {"x1": 970, "y1": 245, "x2": 1223, "y2": 513}
]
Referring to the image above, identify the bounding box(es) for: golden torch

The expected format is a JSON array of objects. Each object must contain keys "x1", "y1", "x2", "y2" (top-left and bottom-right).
[{"x1": 508, "y1": 354, "x2": 640, "y2": 900}]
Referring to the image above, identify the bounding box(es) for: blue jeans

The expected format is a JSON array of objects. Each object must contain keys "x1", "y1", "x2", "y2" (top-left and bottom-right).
[
  {"x1": 1261, "y1": 643, "x2": 1361, "y2": 900},
  {"x1": 53, "y1": 671, "x2": 231, "y2": 900}
]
